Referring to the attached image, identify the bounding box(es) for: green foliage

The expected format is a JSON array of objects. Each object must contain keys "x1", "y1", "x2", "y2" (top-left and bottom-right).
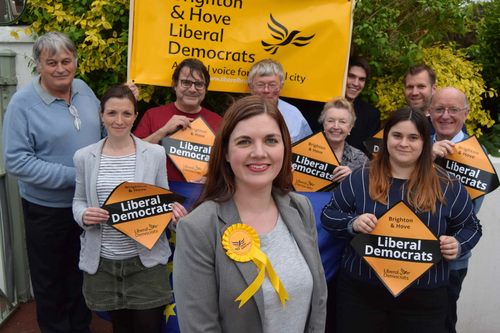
[
  {"x1": 353, "y1": 0, "x2": 471, "y2": 77},
  {"x1": 15, "y1": 0, "x2": 130, "y2": 97},
  {"x1": 471, "y1": 0, "x2": 500, "y2": 93},
  {"x1": 479, "y1": 114, "x2": 500, "y2": 157},
  {"x1": 470, "y1": 0, "x2": 500, "y2": 155},
  {"x1": 16, "y1": 0, "x2": 233, "y2": 114},
  {"x1": 373, "y1": 44, "x2": 496, "y2": 135}
]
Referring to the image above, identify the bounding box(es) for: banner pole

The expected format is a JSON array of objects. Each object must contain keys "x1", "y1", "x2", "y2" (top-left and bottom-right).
[
  {"x1": 127, "y1": 0, "x2": 135, "y2": 82},
  {"x1": 342, "y1": 0, "x2": 356, "y2": 98}
]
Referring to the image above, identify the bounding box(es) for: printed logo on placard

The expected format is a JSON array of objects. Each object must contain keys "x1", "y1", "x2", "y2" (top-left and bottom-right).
[
  {"x1": 161, "y1": 116, "x2": 216, "y2": 182},
  {"x1": 291, "y1": 131, "x2": 340, "y2": 192},
  {"x1": 102, "y1": 182, "x2": 186, "y2": 249},
  {"x1": 434, "y1": 136, "x2": 500, "y2": 200},
  {"x1": 350, "y1": 201, "x2": 443, "y2": 297}
]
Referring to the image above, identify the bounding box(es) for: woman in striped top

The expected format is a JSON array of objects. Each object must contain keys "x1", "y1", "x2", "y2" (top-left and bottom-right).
[
  {"x1": 321, "y1": 107, "x2": 481, "y2": 333},
  {"x1": 72, "y1": 85, "x2": 187, "y2": 333}
]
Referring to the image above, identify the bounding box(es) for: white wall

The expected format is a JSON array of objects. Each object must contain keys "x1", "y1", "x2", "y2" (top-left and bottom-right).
[
  {"x1": 0, "y1": 25, "x2": 37, "y2": 90},
  {"x1": 457, "y1": 156, "x2": 500, "y2": 332}
]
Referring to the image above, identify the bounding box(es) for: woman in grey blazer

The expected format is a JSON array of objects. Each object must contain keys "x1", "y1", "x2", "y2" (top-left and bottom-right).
[
  {"x1": 174, "y1": 95, "x2": 327, "y2": 333},
  {"x1": 72, "y1": 86, "x2": 187, "y2": 333}
]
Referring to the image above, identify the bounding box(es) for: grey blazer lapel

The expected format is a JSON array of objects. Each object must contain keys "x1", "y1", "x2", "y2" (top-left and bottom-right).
[
  {"x1": 217, "y1": 199, "x2": 266, "y2": 326},
  {"x1": 133, "y1": 136, "x2": 147, "y2": 182},
  {"x1": 88, "y1": 139, "x2": 105, "y2": 208}
]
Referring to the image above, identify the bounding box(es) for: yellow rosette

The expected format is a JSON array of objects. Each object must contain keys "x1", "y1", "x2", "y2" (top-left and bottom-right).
[{"x1": 222, "y1": 223, "x2": 289, "y2": 308}]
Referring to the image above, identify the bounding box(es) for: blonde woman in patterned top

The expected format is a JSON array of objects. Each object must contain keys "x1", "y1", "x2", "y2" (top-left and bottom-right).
[{"x1": 318, "y1": 97, "x2": 369, "y2": 188}]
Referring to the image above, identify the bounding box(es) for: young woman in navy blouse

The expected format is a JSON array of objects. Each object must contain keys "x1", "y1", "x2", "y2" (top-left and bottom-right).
[{"x1": 321, "y1": 107, "x2": 481, "y2": 333}]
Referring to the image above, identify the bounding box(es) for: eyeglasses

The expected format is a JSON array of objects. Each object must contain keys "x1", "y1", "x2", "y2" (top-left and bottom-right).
[
  {"x1": 252, "y1": 83, "x2": 281, "y2": 91},
  {"x1": 69, "y1": 105, "x2": 81, "y2": 131},
  {"x1": 430, "y1": 107, "x2": 467, "y2": 115},
  {"x1": 179, "y1": 79, "x2": 206, "y2": 90}
]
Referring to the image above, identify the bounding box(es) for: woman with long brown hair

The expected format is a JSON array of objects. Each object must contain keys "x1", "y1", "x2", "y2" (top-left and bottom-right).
[
  {"x1": 173, "y1": 95, "x2": 327, "y2": 333},
  {"x1": 321, "y1": 107, "x2": 481, "y2": 332}
]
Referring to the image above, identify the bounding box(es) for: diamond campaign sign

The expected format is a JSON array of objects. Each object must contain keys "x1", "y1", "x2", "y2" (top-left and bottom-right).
[
  {"x1": 161, "y1": 116, "x2": 216, "y2": 182},
  {"x1": 350, "y1": 201, "x2": 443, "y2": 297},
  {"x1": 434, "y1": 136, "x2": 500, "y2": 200},
  {"x1": 102, "y1": 182, "x2": 186, "y2": 249},
  {"x1": 129, "y1": 0, "x2": 354, "y2": 101},
  {"x1": 364, "y1": 129, "x2": 383, "y2": 158},
  {"x1": 291, "y1": 132, "x2": 340, "y2": 192}
]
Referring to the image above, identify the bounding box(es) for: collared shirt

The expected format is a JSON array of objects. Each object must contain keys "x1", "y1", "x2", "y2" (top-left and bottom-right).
[
  {"x1": 33, "y1": 74, "x2": 78, "y2": 105},
  {"x1": 2, "y1": 75, "x2": 102, "y2": 207},
  {"x1": 432, "y1": 131, "x2": 464, "y2": 144},
  {"x1": 277, "y1": 99, "x2": 312, "y2": 143}
]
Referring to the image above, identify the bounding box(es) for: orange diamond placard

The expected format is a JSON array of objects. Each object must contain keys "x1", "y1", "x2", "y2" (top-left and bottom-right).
[
  {"x1": 291, "y1": 132, "x2": 339, "y2": 192},
  {"x1": 102, "y1": 182, "x2": 186, "y2": 249},
  {"x1": 364, "y1": 129, "x2": 383, "y2": 158},
  {"x1": 161, "y1": 116, "x2": 216, "y2": 182},
  {"x1": 350, "y1": 201, "x2": 443, "y2": 297},
  {"x1": 435, "y1": 136, "x2": 499, "y2": 200}
]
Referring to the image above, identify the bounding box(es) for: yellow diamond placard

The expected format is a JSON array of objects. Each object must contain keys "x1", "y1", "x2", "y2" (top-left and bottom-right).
[
  {"x1": 435, "y1": 136, "x2": 500, "y2": 200},
  {"x1": 350, "y1": 201, "x2": 443, "y2": 297},
  {"x1": 161, "y1": 116, "x2": 216, "y2": 182},
  {"x1": 102, "y1": 182, "x2": 186, "y2": 249},
  {"x1": 291, "y1": 132, "x2": 339, "y2": 192}
]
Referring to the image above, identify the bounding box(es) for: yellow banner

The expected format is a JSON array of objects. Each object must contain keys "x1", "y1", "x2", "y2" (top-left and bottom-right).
[{"x1": 129, "y1": 0, "x2": 354, "y2": 101}]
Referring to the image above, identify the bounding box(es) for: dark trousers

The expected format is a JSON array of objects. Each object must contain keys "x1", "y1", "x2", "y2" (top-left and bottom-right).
[
  {"x1": 107, "y1": 307, "x2": 164, "y2": 333},
  {"x1": 22, "y1": 199, "x2": 91, "y2": 333},
  {"x1": 325, "y1": 272, "x2": 339, "y2": 333},
  {"x1": 445, "y1": 268, "x2": 468, "y2": 333},
  {"x1": 336, "y1": 271, "x2": 448, "y2": 333}
]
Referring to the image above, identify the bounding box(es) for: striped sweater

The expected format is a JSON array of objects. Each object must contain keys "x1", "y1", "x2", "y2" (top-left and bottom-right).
[{"x1": 321, "y1": 168, "x2": 482, "y2": 289}]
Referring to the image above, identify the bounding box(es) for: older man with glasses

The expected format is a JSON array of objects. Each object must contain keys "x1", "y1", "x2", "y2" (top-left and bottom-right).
[
  {"x1": 429, "y1": 86, "x2": 484, "y2": 333},
  {"x1": 248, "y1": 59, "x2": 312, "y2": 143},
  {"x1": 133, "y1": 58, "x2": 222, "y2": 182},
  {"x1": 2, "y1": 31, "x2": 109, "y2": 333}
]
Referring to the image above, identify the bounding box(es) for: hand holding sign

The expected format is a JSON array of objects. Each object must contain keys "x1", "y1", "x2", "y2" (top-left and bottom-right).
[
  {"x1": 353, "y1": 213, "x2": 378, "y2": 233},
  {"x1": 171, "y1": 201, "x2": 188, "y2": 226},
  {"x1": 439, "y1": 236, "x2": 459, "y2": 260},
  {"x1": 83, "y1": 207, "x2": 109, "y2": 226},
  {"x1": 163, "y1": 115, "x2": 194, "y2": 136},
  {"x1": 331, "y1": 165, "x2": 352, "y2": 183},
  {"x1": 431, "y1": 140, "x2": 455, "y2": 160}
]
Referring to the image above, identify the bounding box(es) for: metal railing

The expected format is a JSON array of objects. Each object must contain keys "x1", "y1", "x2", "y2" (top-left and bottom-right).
[{"x1": 0, "y1": 48, "x2": 31, "y2": 326}]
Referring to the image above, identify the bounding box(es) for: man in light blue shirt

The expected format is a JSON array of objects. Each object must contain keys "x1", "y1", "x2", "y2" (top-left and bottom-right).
[
  {"x1": 248, "y1": 59, "x2": 312, "y2": 143},
  {"x1": 2, "y1": 32, "x2": 101, "y2": 333}
]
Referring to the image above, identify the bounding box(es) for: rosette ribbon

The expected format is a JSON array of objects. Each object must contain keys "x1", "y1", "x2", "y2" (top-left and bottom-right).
[{"x1": 222, "y1": 224, "x2": 289, "y2": 308}]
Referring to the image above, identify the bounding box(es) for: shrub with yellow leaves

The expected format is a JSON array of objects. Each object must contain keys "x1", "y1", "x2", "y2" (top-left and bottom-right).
[
  {"x1": 373, "y1": 44, "x2": 496, "y2": 136},
  {"x1": 11, "y1": 0, "x2": 143, "y2": 99}
]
